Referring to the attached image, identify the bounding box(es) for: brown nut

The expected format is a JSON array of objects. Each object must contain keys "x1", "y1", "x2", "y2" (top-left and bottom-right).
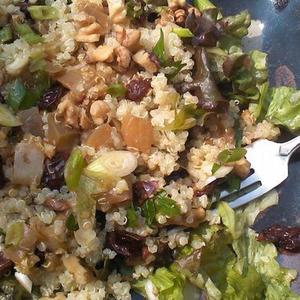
[
  {"x1": 115, "y1": 46, "x2": 131, "y2": 69},
  {"x1": 75, "y1": 22, "x2": 102, "y2": 43},
  {"x1": 133, "y1": 50, "x2": 159, "y2": 73},
  {"x1": 90, "y1": 100, "x2": 110, "y2": 125},
  {"x1": 87, "y1": 44, "x2": 114, "y2": 63}
]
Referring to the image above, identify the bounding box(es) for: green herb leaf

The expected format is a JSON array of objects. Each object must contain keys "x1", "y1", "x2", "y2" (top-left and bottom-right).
[
  {"x1": 0, "y1": 25, "x2": 13, "y2": 43},
  {"x1": 5, "y1": 221, "x2": 24, "y2": 246},
  {"x1": 153, "y1": 191, "x2": 180, "y2": 217},
  {"x1": 226, "y1": 175, "x2": 241, "y2": 192},
  {"x1": 64, "y1": 148, "x2": 86, "y2": 191},
  {"x1": 66, "y1": 213, "x2": 79, "y2": 231},
  {"x1": 28, "y1": 5, "x2": 59, "y2": 20},
  {"x1": 218, "y1": 148, "x2": 246, "y2": 163},
  {"x1": 234, "y1": 119, "x2": 243, "y2": 148},
  {"x1": 142, "y1": 199, "x2": 156, "y2": 226},
  {"x1": 211, "y1": 163, "x2": 221, "y2": 174},
  {"x1": 15, "y1": 23, "x2": 43, "y2": 45},
  {"x1": 6, "y1": 79, "x2": 26, "y2": 111},
  {"x1": 166, "y1": 61, "x2": 187, "y2": 80},
  {"x1": 172, "y1": 27, "x2": 194, "y2": 38},
  {"x1": 107, "y1": 83, "x2": 127, "y2": 98},
  {"x1": 127, "y1": 205, "x2": 138, "y2": 227},
  {"x1": 153, "y1": 29, "x2": 166, "y2": 65}
]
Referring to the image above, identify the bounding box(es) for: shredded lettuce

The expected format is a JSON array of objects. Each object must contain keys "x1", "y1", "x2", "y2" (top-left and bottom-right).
[{"x1": 266, "y1": 86, "x2": 300, "y2": 132}]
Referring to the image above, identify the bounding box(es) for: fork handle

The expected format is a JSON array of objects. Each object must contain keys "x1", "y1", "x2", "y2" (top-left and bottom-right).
[{"x1": 279, "y1": 136, "x2": 300, "y2": 156}]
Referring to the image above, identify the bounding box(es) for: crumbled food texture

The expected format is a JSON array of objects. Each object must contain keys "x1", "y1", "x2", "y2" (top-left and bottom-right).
[
  {"x1": 62, "y1": 255, "x2": 92, "y2": 285},
  {"x1": 107, "y1": 0, "x2": 128, "y2": 24},
  {"x1": 133, "y1": 50, "x2": 159, "y2": 73},
  {"x1": 241, "y1": 110, "x2": 280, "y2": 144},
  {"x1": 114, "y1": 46, "x2": 132, "y2": 70},
  {"x1": 114, "y1": 25, "x2": 141, "y2": 52},
  {"x1": 86, "y1": 44, "x2": 114, "y2": 63},
  {"x1": 90, "y1": 100, "x2": 111, "y2": 125}
]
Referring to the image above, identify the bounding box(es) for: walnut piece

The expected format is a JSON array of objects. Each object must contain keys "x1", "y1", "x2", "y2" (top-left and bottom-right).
[
  {"x1": 86, "y1": 44, "x2": 114, "y2": 63},
  {"x1": 90, "y1": 100, "x2": 110, "y2": 125},
  {"x1": 115, "y1": 25, "x2": 141, "y2": 52},
  {"x1": 174, "y1": 8, "x2": 187, "y2": 26},
  {"x1": 133, "y1": 50, "x2": 159, "y2": 73},
  {"x1": 76, "y1": 22, "x2": 103, "y2": 42},
  {"x1": 57, "y1": 96, "x2": 80, "y2": 128},
  {"x1": 115, "y1": 46, "x2": 131, "y2": 70},
  {"x1": 107, "y1": 0, "x2": 128, "y2": 24}
]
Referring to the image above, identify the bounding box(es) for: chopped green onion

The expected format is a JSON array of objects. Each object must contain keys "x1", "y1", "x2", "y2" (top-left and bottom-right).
[
  {"x1": 66, "y1": 213, "x2": 79, "y2": 231},
  {"x1": 75, "y1": 187, "x2": 95, "y2": 228},
  {"x1": 28, "y1": 5, "x2": 59, "y2": 20},
  {"x1": 211, "y1": 163, "x2": 221, "y2": 174},
  {"x1": 172, "y1": 27, "x2": 194, "y2": 38},
  {"x1": 193, "y1": 0, "x2": 216, "y2": 11},
  {"x1": 153, "y1": 29, "x2": 166, "y2": 64},
  {"x1": 218, "y1": 148, "x2": 247, "y2": 163},
  {"x1": 107, "y1": 83, "x2": 127, "y2": 98},
  {"x1": 142, "y1": 200, "x2": 156, "y2": 226},
  {"x1": 127, "y1": 205, "x2": 138, "y2": 227},
  {"x1": 64, "y1": 148, "x2": 86, "y2": 191},
  {"x1": 0, "y1": 25, "x2": 13, "y2": 43},
  {"x1": 153, "y1": 191, "x2": 180, "y2": 217},
  {"x1": 5, "y1": 221, "x2": 24, "y2": 246},
  {"x1": 168, "y1": 104, "x2": 204, "y2": 131},
  {"x1": 234, "y1": 119, "x2": 243, "y2": 148},
  {"x1": 226, "y1": 175, "x2": 241, "y2": 192},
  {"x1": 0, "y1": 104, "x2": 22, "y2": 127},
  {"x1": 29, "y1": 57, "x2": 47, "y2": 73},
  {"x1": 6, "y1": 79, "x2": 26, "y2": 111},
  {"x1": 15, "y1": 23, "x2": 43, "y2": 45}
]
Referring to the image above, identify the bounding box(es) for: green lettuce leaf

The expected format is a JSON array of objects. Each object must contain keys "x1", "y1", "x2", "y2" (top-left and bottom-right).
[{"x1": 266, "y1": 86, "x2": 300, "y2": 132}]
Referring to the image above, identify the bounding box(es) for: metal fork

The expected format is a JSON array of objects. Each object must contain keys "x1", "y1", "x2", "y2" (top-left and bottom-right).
[{"x1": 219, "y1": 136, "x2": 300, "y2": 209}]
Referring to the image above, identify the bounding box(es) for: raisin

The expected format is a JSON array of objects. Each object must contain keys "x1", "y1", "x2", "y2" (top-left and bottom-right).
[
  {"x1": 164, "y1": 168, "x2": 189, "y2": 184},
  {"x1": 133, "y1": 181, "x2": 158, "y2": 206},
  {"x1": 257, "y1": 224, "x2": 300, "y2": 252},
  {"x1": 38, "y1": 85, "x2": 64, "y2": 111},
  {"x1": 126, "y1": 78, "x2": 151, "y2": 102},
  {"x1": 106, "y1": 231, "x2": 145, "y2": 258},
  {"x1": 41, "y1": 153, "x2": 67, "y2": 190},
  {"x1": 0, "y1": 156, "x2": 6, "y2": 189}
]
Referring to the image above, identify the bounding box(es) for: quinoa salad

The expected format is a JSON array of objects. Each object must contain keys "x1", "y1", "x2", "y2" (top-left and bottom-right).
[{"x1": 0, "y1": 0, "x2": 300, "y2": 299}]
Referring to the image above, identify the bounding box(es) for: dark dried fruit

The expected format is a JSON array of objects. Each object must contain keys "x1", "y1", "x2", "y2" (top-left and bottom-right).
[
  {"x1": 257, "y1": 224, "x2": 300, "y2": 252},
  {"x1": 106, "y1": 231, "x2": 145, "y2": 258},
  {"x1": 41, "y1": 153, "x2": 67, "y2": 190},
  {"x1": 133, "y1": 181, "x2": 158, "y2": 206},
  {"x1": 126, "y1": 78, "x2": 151, "y2": 102},
  {"x1": 44, "y1": 198, "x2": 69, "y2": 212},
  {"x1": 0, "y1": 251, "x2": 13, "y2": 277},
  {"x1": 153, "y1": 242, "x2": 173, "y2": 267},
  {"x1": 164, "y1": 168, "x2": 189, "y2": 184},
  {"x1": 38, "y1": 85, "x2": 64, "y2": 111},
  {"x1": 0, "y1": 156, "x2": 6, "y2": 189}
]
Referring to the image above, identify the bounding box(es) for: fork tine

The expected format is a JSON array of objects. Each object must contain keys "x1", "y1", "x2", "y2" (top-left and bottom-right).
[
  {"x1": 220, "y1": 172, "x2": 261, "y2": 199},
  {"x1": 227, "y1": 185, "x2": 268, "y2": 209}
]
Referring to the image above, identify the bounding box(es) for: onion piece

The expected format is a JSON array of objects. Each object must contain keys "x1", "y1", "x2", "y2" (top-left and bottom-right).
[
  {"x1": 15, "y1": 272, "x2": 32, "y2": 293},
  {"x1": 0, "y1": 104, "x2": 22, "y2": 127},
  {"x1": 18, "y1": 107, "x2": 44, "y2": 137},
  {"x1": 85, "y1": 150, "x2": 137, "y2": 178},
  {"x1": 13, "y1": 142, "x2": 45, "y2": 186}
]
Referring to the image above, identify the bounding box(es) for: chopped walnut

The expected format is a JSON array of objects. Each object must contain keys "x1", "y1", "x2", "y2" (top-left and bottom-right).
[
  {"x1": 76, "y1": 22, "x2": 103, "y2": 43},
  {"x1": 133, "y1": 50, "x2": 159, "y2": 73},
  {"x1": 79, "y1": 108, "x2": 93, "y2": 129},
  {"x1": 62, "y1": 255, "x2": 92, "y2": 285},
  {"x1": 57, "y1": 96, "x2": 80, "y2": 128},
  {"x1": 90, "y1": 100, "x2": 110, "y2": 125},
  {"x1": 115, "y1": 46, "x2": 131, "y2": 70},
  {"x1": 86, "y1": 44, "x2": 114, "y2": 63},
  {"x1": 174, "y1": 8, "x2": 187, "y2": 26},
  {"x1": 107, "y1": 0, "x2": 128, "y2": 24},
  {"x1": 115, "y1": 25, "x2": 141, "y2": 52}
]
